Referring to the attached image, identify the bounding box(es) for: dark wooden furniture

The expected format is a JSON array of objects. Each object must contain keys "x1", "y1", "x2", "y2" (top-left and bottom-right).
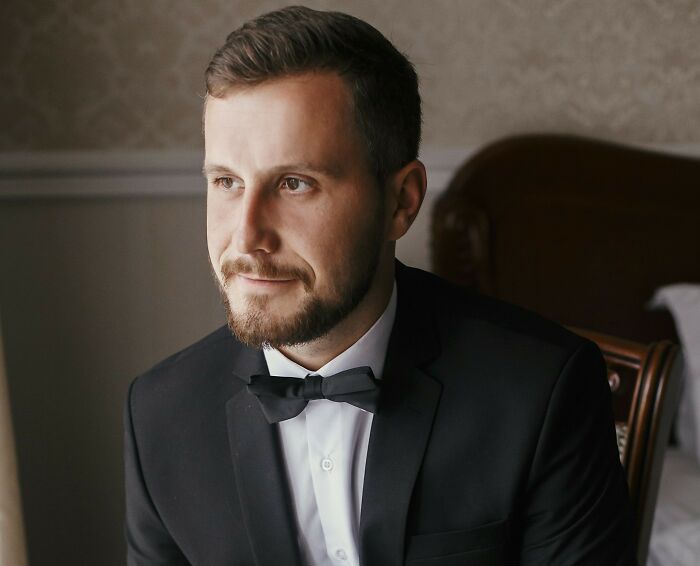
[
  {"x1": 431, "y1": 134, "x2": 700, "y2": 343},
  {"x1": 575, "y1": 329, "x2": 680, "y2": 563},
  {"x1": 431, "y1": 134, "x2": 697, "y2": 563}
]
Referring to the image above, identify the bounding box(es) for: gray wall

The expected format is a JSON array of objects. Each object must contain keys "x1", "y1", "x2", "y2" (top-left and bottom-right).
[{"x1": 0, "y1": 197, "x2": 223, "y2": 564}]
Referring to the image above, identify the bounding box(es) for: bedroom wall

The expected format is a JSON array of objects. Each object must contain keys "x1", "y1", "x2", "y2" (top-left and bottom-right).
[
  {"x1": 2, "y1": 1, "x2": 700, "y2": 565},
  {"x1": 4, "y1": 0, "x2": 700, "y2": 150}
]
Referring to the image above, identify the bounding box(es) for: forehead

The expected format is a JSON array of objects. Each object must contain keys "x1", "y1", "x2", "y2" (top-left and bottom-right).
[{"x1": 204, "y1": 73, "x2": 365, "y2": 173}]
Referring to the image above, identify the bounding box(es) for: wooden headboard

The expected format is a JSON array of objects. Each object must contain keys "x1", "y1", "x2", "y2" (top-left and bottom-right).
[{"x1": 431, "y1": 134, "x2": 700, "y2": 343}]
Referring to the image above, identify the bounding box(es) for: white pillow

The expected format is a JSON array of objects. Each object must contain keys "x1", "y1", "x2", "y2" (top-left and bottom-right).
[{"x1": 649, "y1": 284, "x2": 700, "y2": 466}]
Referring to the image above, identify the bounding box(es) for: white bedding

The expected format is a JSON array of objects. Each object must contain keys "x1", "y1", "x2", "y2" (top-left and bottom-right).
[
  {"x1": 649, "y1": 284, "x2": 700, "y2": 464},
  {"x1": 648, "y1": 448, "x2": 700, "y2": 565},
  {"x1": 647, "y1": 283, "x2": 700, "y2": 564}
]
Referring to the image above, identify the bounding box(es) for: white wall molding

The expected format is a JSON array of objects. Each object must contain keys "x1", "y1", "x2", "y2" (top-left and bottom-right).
[
  {"x1": 1, "y1": 143, "x2": 699, "y2": 199},
  {"x1": 0, "y1": 150, "x2": 205, "y2": 199},
  {"x1": 0, "y1": 146, "x2": 469, "y2": 199}
]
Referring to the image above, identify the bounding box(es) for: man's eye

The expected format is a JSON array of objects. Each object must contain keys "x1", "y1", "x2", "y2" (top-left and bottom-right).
[
  {"x1": 215, "y1": 177, "x2": 235, "y2": 190},
  {"x1": 282, "y1": 177, "x2": 312, "y2": 193}
]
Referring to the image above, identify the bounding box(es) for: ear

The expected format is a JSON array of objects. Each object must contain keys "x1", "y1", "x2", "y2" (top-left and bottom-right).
[{"x1": 386, "y1": 159, "x2": 427, "y2": 242}]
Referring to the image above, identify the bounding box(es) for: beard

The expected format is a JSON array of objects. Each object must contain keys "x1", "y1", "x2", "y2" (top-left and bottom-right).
[{"x1": 213, "y1": 206, "x2": 385, "y2": 350}]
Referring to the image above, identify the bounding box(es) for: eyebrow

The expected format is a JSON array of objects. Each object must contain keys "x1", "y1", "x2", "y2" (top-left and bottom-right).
[
  {"x1": 202, "y1": 164, "x2": 236, "y2": 177},
  {"x1": 202, "y1": 162, "x2": 344, "y2": 179}
]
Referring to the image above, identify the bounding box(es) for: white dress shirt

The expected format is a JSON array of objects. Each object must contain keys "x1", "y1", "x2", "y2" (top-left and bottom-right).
[{"x1": 263, "y1": 283, "x2": 397, "y2": 566}]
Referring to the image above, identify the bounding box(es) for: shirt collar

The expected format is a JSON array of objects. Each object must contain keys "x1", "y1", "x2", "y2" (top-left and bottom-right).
[{"x1": 263, "y1": 281, "x2": 397, "y2": 380}]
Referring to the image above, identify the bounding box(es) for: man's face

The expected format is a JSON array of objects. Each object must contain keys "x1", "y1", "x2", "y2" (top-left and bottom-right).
[{"x1": 204, "y1": 73, "x2": 388, "y2": 349}]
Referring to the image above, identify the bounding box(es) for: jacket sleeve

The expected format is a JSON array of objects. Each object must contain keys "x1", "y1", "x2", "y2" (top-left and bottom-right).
[
  {"x1": 124, "y1": 379, "x2": 190, "y2": 566},
  {"x1": 518, "y1": 341, "x2": 637, "y2": 565}
]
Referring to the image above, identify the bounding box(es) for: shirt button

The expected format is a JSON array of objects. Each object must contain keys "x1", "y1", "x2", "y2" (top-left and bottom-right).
[
  {"x1": 321, "y1": 457, "x2": 334, "y2": 471},
  {"x1": 335, "y1": 548, "x2": 347, "y2": 561}
]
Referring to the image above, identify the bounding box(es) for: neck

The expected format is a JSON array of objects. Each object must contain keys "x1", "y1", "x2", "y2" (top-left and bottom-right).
[{"x1": 278, "y1": 258, "x2": 395, "y2": 371}]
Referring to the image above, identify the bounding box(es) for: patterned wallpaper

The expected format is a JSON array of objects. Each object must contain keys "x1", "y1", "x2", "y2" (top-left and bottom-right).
[{"x1": 3, "y1": 0, "x2": 700, "y2": 151}]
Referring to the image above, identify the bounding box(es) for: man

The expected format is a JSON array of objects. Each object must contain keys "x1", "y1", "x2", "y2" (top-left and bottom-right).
[{"x1": 124, "y1": 6, "x2": 635, "y2": 565}]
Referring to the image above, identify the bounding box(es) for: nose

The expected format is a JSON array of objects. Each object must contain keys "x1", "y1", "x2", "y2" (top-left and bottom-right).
[{"x1": 235, "y1": 187, "x2": 278, "y2": 255}]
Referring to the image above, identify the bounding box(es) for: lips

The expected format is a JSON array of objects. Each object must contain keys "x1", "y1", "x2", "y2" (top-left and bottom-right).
[
  {"x1": 235, "y1": 274, "x2": 297, "y2": 290},
  {"x1": 221, "y1": 258, "x2": 314, "y2": 291},
  {"x1": 237, "y1": 274, "x2": 294, "y2": 283}
]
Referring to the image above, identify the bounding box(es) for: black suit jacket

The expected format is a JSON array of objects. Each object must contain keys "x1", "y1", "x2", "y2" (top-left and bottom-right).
[{"x1": 125, "y1": 264, "x2": 636, "y2": 565}]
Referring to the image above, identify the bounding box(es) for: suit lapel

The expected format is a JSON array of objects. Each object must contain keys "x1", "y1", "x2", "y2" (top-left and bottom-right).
[
  {"x1": 359, "y1": 263, "x2": 442, "y2": 566},
  {"x1": 226, "y1": 346, "x2": 303, "y2": 566}
]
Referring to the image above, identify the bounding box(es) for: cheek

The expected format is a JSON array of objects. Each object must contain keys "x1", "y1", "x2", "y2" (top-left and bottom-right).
[
  {"x1": 206, "y1": 196, "x2": 232, "y2": 262},
  {"x1": 306, "y1": 202, "x2": 373, "y2": 275}
]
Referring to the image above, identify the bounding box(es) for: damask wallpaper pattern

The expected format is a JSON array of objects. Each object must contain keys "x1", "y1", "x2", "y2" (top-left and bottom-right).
[{"x1": 3, "y1": 0, "x2": 700, "y2": 151}]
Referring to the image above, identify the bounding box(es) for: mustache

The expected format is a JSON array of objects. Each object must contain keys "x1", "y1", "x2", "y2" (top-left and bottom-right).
[{"x1": 220, "y1": 257, "x2": 313, "y2": 290}]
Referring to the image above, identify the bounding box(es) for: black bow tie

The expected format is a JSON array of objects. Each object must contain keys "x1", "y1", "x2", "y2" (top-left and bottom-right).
[{"x1": 247, "y1": 366, "x2": 381, "y2": 424}]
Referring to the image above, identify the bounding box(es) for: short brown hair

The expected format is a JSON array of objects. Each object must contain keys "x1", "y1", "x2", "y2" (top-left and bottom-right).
[{"x1": 205, "y1": 6, "x2": 422, "y2": 187}]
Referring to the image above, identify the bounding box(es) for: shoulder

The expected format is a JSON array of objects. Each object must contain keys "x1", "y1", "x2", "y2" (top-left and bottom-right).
[
  {"x1": 397, "y1": 263, "x2": 588, "y2": 356},
  {"x1": 127, "y1": 325, "x2": 249, "y2": 419},
  {"x1": 396, "y1": 264, "x2": 603, "y2": 404},
  {"x1": 140, "y1": 325, "x2": 235, "y2": 378},
  {"x1": 399, "y1": 267, "x2": 612, "y2": 460}
]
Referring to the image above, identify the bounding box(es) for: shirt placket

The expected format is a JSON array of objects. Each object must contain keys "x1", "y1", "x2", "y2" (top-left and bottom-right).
[{"x1": 306, "y1": 399, "x2": 359, "y2": 565}]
